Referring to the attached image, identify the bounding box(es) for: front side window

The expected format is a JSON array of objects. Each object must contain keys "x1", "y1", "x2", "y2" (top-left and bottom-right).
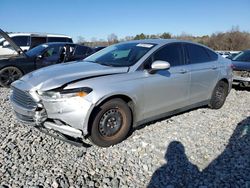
[
  {"x1": 186, "y1": 43, "x2": 211, "y2": 64},
  {"x1": 232, "y1": 50, "x2": 250, "y2": 62},
  {"x1": 43, "y1": 46, "x2": 61, "y2": 58},
  {"x1": 84, "y1": 42, "x2": 155, "y2": 67},
  {"x1": 153, "y1": 43, "x2": 183, "y2": 66}
]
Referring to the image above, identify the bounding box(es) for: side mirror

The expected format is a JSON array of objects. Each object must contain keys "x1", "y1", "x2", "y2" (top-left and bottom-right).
[
  {"x1": 3, "y1": 41, "x2": 10, "y2": 48},
  {"x1": 36, "y1": 54, "x2": 43, "y2": 60},
  {"x1": 148, "y1": 60, "x2": 170, "y2": 74}
]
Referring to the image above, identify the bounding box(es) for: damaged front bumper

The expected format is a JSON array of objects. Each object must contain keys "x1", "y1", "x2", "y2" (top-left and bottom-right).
[
  {"x1": 233, "y1": 70, "x2": 250, "y2": 83},
  {"x1": 10, "y1": 86, "x2": 94, "y2": 142}
]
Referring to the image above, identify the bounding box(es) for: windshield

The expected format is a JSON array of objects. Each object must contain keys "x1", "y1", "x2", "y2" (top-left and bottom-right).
[
  {"x1": 232, "y1": 50, "x2": 250, "y2": 62},
  {"x1": 84, "y1": 42, "x2": 155, "y2": 67},
  {"x1": 26, "y1": 44, "x2": 48, "y2": 57}
]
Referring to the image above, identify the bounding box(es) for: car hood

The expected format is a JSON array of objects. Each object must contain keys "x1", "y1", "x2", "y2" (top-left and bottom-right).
[
  {"x1": 16, "y1": 61, "x2": 129, "y2": 91},
  {"x1": 232, "y1": 60, "x2": 250, "y2": 71}
]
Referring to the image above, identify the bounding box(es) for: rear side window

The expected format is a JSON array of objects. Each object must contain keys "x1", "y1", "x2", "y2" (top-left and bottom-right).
[
  {"x1": 67, "y1": 38, "x2": 73, "y2": 43},
  {"x1": 12, "y1": 36, "x2": 30, "y2": 46},
  {"x1": 206, "y1": 48, "x2": 218, "y2": 61},
  {"x1": 74, "y1": 46, "x2": 91, "y2": 55},
  {"x1": 153, "y1": 43, "x2": 183, "y2": 66},
  {"x1": 186, "y1": 43, "x2": 211, "y2": 64},
  {"x1": 48, "y1": 37, "x2": 67, "y2": 42}
]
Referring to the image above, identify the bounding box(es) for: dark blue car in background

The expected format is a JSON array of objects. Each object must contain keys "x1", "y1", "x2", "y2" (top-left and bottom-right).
[{"x1": 232, "y1": 49, "x2": 250, "y2": 87}]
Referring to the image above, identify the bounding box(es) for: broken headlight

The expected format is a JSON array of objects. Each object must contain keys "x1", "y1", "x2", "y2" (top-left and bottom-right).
[{"x1": 38, "y1": 87, "x2": 92, "y2": 99}]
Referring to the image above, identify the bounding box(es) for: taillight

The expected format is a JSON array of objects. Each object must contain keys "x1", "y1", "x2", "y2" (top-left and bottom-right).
[{"x1": 230, "y1": 64, "x2": 235, "y2": 69}]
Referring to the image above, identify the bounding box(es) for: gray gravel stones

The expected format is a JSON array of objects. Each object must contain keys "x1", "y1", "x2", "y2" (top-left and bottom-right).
[{"x1": 0, "y1": 87, "x2": 250, "y2": 187}]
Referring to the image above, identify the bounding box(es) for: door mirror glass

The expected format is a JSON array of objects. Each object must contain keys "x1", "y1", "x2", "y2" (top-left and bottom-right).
[
  {"x1": 36, "y1": 54, "x2": 43, "y2": 60},
  {"x1": 149, "y1": 60, "x2": 170, "y2": 74},
  {"x1": 3, "y1": 41, "x2": 10, "y2": 47}
]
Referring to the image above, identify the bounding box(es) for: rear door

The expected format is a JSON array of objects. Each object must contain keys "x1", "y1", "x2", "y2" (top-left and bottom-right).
[
  {"x1": 142, "y1": 43, "x2": 191, "y2": 119},
  {"x1": 184, "y1": 43, "x2": 220, "y2": 104}
]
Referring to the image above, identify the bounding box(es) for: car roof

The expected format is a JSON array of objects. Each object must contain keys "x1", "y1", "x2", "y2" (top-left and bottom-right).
[
  {"x1": 121, "y1": 39, "x2": 215, "y2": 51},
  {"x1": 7, "y1": 32, "x2": 72, "y2": 38},
  {"x1": 122, "y1": 38, "x2": 204, "y2": 45},
  {"x1": 39, "y1": 42, "x2": 90, "y2": 47}
]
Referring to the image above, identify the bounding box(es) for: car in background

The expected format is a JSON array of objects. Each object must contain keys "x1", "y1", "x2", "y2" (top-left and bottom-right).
[
  {"x1": 0, "y1": 31, "x2": 73, "y2": 56},
  {"x1": 226, "y1": 51, "x2": 241, "y2": 60},
  {"x1": 10, "y1": 39, "x2": 232, "y2": 147},
  {"x1": 0, "y1": 29, "x2": 93, "y2": 87},
  {"x1": 216, "y1": 51, "x2": 241, "y2": 59},
  {"x1": 231, "y1": 49, "x2": 250, "y2": 87}
]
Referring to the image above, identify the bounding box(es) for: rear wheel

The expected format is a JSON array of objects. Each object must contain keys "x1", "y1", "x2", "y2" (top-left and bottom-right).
[
  {"x1": 209, "y1": 80, "x2": 228, "y2": 109},
  {"x1": 0, "y1": 66, "x2": 23, "y2": 87},
  {"x1": 89, "y1": 98, "x2": 132, "y2": 147}
]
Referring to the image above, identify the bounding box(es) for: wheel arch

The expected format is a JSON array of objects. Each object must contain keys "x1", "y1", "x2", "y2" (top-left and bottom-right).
[
  {"x1": 87, "y1": 94, "x2": 136, "y2": 135},
  {"x1": 0, "y1": 65, "x2": 25, "y2": 75}
]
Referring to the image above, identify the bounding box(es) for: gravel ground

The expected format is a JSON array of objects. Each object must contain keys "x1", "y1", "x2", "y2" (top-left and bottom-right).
[{"x1": 0, "y1": 87, "x2": 250, "y2": 188}]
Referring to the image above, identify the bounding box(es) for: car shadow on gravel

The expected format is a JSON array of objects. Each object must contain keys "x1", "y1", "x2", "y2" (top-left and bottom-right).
[{"x1": 148, "y1": 117, "x2": 250, "y2": 188}]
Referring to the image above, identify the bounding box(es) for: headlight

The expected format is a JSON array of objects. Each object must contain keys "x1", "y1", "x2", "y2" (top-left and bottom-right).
[{"x1": 39, "y1": 87, "x2": 92, "y2": 99}]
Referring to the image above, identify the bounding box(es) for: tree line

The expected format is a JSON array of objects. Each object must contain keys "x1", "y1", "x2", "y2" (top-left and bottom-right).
[{"x1": 78, "y1": 27, "x2": 250, "y2": 51}]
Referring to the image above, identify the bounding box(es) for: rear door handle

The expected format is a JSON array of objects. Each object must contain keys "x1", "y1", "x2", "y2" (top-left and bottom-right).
[
  {"x1": 179, "y1": 69, "x2": 188, "y2": 74},
  {"x1": 212, "y1": 65, "x2": 218, "y2": 70}
]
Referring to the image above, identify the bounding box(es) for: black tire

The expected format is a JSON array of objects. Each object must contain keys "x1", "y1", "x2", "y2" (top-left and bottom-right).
[
  {"x1": 209, "y1": 80, "x2": 228, "y2": 109},
  {"x1": 0, "y1": 66, "x2": 23, "y2": 87},
  {"x1": 89, "y1": 98, "x2": 132, "y2": 147}
]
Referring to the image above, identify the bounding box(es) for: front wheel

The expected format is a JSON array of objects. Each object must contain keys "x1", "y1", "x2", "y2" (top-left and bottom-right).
[
  {"x1": 89, "y1": 98, "x2": 132, "y2": 147},
  {"x1": 0, "y1": 66, "x2": 23, "y2": 87},
  {"x1": 209, "y1": 80, "x2": 228, "y2": 109}
]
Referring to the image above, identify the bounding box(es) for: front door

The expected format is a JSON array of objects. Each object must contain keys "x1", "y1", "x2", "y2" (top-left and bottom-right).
[
  {"x1": 36, "y1": 45, "x2": 62, "y2": 69},
  {"x1": 142, "y1": 43, "x2": 191, "y2": 119}
]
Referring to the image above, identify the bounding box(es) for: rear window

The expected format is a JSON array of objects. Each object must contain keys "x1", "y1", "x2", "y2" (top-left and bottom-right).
[
  {"x1": 186, "y1": 43, "x2": 211, "y2": 64},
  {"x1": 233, "y1": 50, "x2": 250, "y2": 62}
]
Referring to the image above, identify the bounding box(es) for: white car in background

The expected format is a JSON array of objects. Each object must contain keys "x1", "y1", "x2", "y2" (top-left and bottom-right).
[
  {"x1": 216, "y1": 51, "x2": 241, "y2": 59},
  {"x1": 0, "y1": 32, "x2": 73, "y2": 56}
]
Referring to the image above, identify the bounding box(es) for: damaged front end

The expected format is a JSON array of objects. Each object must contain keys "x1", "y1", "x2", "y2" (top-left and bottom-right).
[{"x1": 10, "y1": 81, "x2": 94, "y2": 146}]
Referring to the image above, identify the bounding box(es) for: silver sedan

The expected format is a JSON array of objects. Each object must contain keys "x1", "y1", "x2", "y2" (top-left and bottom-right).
[{"x1": 10, "y1": 39, "x2": 233, "y2": 147}]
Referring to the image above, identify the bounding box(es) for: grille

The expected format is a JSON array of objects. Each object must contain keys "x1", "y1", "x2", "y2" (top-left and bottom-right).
[
  {"x1": 233, "y1": 70, "x2": 250, "y2": 78},
  {"x1": 15, "y1": 111, "x2": 34, "y2": 123},
  {"x1": 12, "y1": 87, "x2": 37, "y2": 109}
]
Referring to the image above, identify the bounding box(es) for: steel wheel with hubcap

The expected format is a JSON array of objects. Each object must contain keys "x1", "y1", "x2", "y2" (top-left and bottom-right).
[
  {"x1": 0, "y1": 66, "x2": 23, "y2": 87},
  {"x1": 89, "y1": 98, "x2": 132, "y2": 147}
]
